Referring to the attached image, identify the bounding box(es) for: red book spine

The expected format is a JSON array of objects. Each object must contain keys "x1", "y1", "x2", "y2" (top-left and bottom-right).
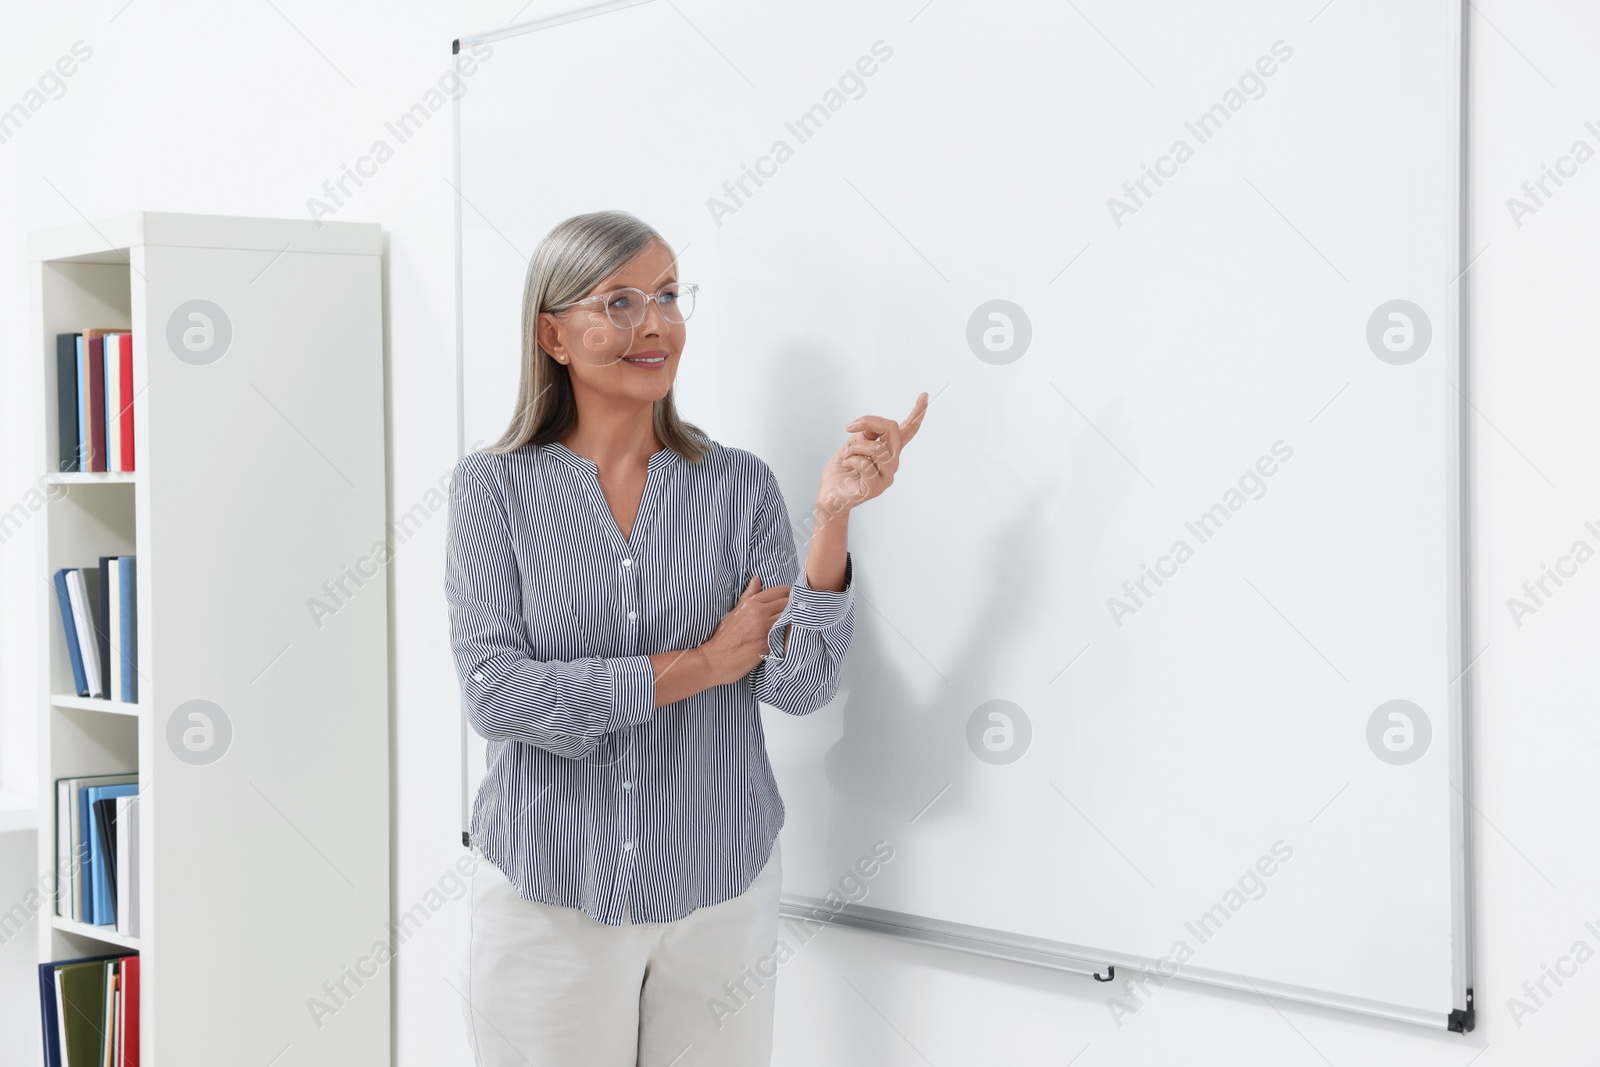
[
  {"x1": 121, "y1": 954, "x2": 139, "y2": 1066},
  {"x1": 87, "y1": 335, "x2": 107, "y2": 472},
  {"x1": 118, "y1": 335, "x2": 135, "y2": 472}
]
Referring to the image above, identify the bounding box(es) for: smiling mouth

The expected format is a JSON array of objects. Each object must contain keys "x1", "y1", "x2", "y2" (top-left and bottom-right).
[{"x1": 622, "y1": 353, "x2": 666, "y2": 364}]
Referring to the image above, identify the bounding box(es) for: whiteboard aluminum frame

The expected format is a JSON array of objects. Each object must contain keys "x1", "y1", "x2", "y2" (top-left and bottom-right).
[
  {"x1": 450, "y1": 0, "x2": 1475, "y2": 1032},
  {"x1": 778, "y1": 893, "x2": 1456, "y2": 1030},
  {"x1": 1447, "y1": 0, "x2": 1477, "y2": 1033}
]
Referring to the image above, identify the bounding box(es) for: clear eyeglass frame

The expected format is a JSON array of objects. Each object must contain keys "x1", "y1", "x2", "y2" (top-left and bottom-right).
[{"x1": 550, "y1": 282, "x2": 698, "y2": 330}]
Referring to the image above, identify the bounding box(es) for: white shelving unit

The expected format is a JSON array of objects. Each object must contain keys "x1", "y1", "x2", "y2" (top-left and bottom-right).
[{"x1": 28, "y1": 212, "x2": 391, "y2": 1065}]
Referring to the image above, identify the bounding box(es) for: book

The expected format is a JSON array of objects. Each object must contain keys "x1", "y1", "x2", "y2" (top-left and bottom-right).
[
  {"x1": 53, "y1": 569, "x2": 90, "y2": 697},
  {"x1": 103, "y1": 333, "x2": 122, "y2": 472},
  {"x1": 65, "y1": 568, "x2": 103, "y2": 698},
  {"x1": 115, "y1": 334, "x2": 135, "y2": 472},
  {"x1": 78, "y1": 786, "x2": 94, "y2": 923},
  {"x1": 83, "y1": 333, "x2": 106, "y2": 472},
  {"x1": 118, "y1": 558, "x2": 137, "y2": 703},
  {"x1": 97, "y1": 557, "x2": 115, "y2": 703},
  {"x1": 114, "y1": 793, "x2": 139, "y2": 938},
  {"x1": 84, "y1": 783, "x2": 137, "y2": 925},
  {"x1": 68, "y1": 781, "x2": 84, "y2": 921},
  {"x1": 119, "y1": 955, "x2": 140, "y2": 1065},
  {"x1": 102, "y1": 963, "x2": 117, "y2": 1067},
  {"x1": 54, "y1": 965, "x2": 67, "y2": 1067},
  {"x1": 76, "y1": 335, "x2": 89, "y2": 474},
  {"x1": 55, "y1": 779, "x2": 72, "y2": 917},
  {"x1": 94, "y1": 797, "x2": 119, "y2": 920},
  {"x1": 112, "y1": 961, "x2": 122, "y2": 1067},
  {"x1": 105, "y1": 558, "x2": 120, "y2": 703},
  {"x1": 79, "y1": 567, "x2": 103, "y2": 698},
  {"x1": 57, "y1": 958, "x2": 112, "y2": 1067},
  {"x1": 56, "y1": 333, "x2": 80, "y2": 473},
  {"x1": 37, "y1": 957, "x2": 60, "y2": 1066}
]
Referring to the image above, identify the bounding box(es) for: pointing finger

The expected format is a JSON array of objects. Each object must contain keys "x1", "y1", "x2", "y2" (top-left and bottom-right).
[{"x1": 900, "y1": 391, "x2": 929, "y2": 446}]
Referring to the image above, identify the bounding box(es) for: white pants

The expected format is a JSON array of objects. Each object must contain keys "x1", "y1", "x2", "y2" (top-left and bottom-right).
[{"x1": 460, "y1": 842, "x2": 783, "y2": 1066}]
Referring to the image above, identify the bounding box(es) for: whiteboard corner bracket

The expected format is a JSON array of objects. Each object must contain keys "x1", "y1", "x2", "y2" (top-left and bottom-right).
[{"x1": 1448, "y1": 988, "x2": 1475, "y2": 1033}]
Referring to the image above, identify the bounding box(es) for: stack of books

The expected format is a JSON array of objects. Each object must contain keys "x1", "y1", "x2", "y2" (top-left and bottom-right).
[
  {"x1": 52, "y1": 558, "x2": 138, "y2": 702},
  {"x1": 54, "y1": 773, "x2": 140, "y2": 935},
  {"x1": 55, "y1": 329, "x2": 136, "y2": 473},
  {"x1": 38, "y1": 953, "x2": 139, "y2": 1066}
]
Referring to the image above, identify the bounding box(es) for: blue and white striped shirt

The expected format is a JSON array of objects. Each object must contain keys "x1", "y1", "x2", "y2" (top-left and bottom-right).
[{"x1": 446, "y1": 437, "x2": 854, "y2": 925}]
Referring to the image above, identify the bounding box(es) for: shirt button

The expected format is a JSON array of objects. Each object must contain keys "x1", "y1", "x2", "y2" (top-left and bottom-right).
[
  {"x1": 472, "y1": 671, "x2": 484, "y2": 682},
  {"x1": 627, "y1": 610, "x2": 637, "y2": 621},
  {"x1": 622, "y1": 780, "x2": 632, "y2": 790},
  {"x1": 623, "y1": 841, "x2": 634, "y2": 851},
  {"x1": 622, "y1": 558, "x2": 633, "y2": 567}
]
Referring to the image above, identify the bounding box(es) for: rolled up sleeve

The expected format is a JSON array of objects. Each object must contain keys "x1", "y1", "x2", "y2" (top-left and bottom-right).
[{"x1": 445, "y1": 452, "x2": 656, "y2": 757}]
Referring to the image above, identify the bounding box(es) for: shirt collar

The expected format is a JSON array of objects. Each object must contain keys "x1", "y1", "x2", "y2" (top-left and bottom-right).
[{"x1": 543, "y1": 440, "x2": 681, "y2": 474}]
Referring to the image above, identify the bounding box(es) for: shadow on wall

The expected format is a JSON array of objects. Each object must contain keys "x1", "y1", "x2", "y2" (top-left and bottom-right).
[{"x1": 756, "y1": 331, "x2": 1138, "y2": 1060}]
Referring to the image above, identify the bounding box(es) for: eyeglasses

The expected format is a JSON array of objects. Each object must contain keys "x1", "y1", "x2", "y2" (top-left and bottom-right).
[{"x1": 550, "y1": 282, "x2": 698, "y2": 329}]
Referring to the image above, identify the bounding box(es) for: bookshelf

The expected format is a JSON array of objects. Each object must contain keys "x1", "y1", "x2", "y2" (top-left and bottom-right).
[{"x1": 29, "y1": 213, "x2": 391, "y2": 1065}]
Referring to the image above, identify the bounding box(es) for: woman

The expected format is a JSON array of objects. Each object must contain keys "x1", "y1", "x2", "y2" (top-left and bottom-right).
[{"x1": 447, "y1": 208, "x2": 927, "y2": 1066}]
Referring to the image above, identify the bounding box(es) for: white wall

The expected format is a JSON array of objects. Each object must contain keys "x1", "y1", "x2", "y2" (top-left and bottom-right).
[
  {"x1": 0, "y1": 831, "x2": 40, "y2": 1063},
  {"x1": 1, "y1": 2, "x2": 1596, "y2": 1064}
]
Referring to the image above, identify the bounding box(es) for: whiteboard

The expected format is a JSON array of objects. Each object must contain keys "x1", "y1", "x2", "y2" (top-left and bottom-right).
[{"x1": 454, "y1": 0, "x2": 1472, "y2": 1031}]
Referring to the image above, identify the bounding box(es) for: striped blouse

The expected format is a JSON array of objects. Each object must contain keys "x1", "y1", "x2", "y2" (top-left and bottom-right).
[{"x1": 445, "y1": 437, "x2": 854, "y2": 925}]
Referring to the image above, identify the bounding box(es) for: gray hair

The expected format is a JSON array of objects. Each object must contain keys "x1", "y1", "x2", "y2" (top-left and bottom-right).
[{"x1": 487, "y1": 209, "x2": 708, "y2": 461}]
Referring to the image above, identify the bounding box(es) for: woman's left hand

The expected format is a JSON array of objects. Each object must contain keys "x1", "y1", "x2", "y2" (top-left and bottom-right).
[{"x1": 816, "y1": 391, "x2": 929, "y2": 520}]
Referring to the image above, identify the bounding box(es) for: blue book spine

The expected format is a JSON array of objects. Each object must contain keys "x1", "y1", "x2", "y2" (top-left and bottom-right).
[
  {"x1": 37, "y1": 962, "x2": 60, "y2": 1067},
  {"x1": 75, "y1": 335, "x2": 88, "y2": 474},
  {"x1": 87, "y1": 793, "x2": 103, "y2": 925},
  {"x1": 120, "y1": 557, "x2": 137, "y2": 703},
  {"x1": 53, "y1": 569, "x2": 88, "y2": 697}
]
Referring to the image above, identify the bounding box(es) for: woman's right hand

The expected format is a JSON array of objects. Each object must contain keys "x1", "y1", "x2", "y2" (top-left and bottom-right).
[{"x1": 699, "y1": 577, "x2": 792, "y2": 685}]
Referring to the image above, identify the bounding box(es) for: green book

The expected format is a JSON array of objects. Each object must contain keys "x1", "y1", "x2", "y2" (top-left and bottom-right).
[{"x1": 55, "y1": 959, "x2": 111, "y2": 1066}]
